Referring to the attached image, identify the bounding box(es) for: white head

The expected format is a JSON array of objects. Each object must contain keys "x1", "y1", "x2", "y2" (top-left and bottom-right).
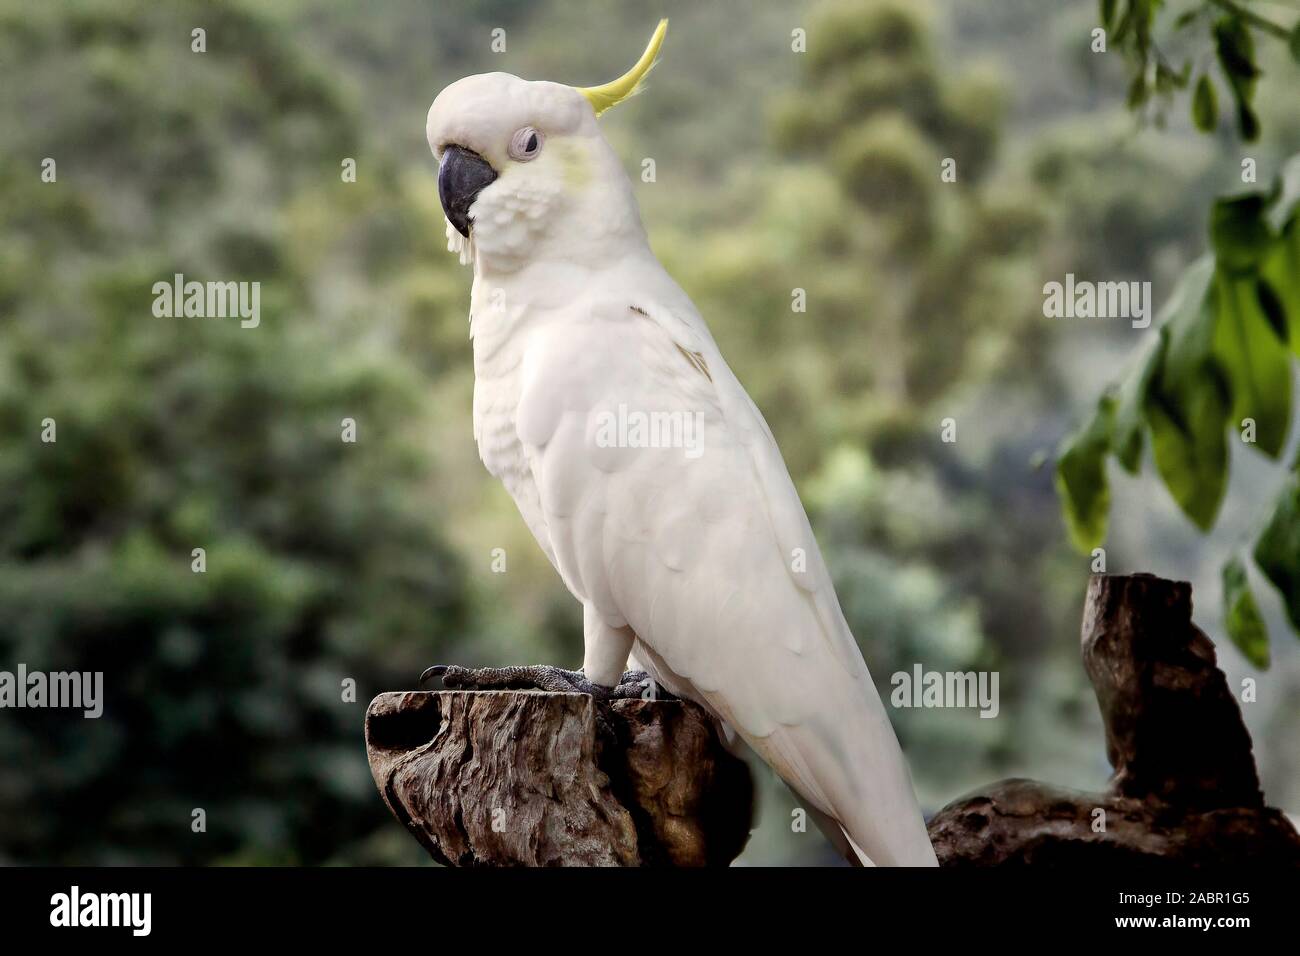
[{"x1": 426, "y1": 20, "x2": 667, "y2": 274}]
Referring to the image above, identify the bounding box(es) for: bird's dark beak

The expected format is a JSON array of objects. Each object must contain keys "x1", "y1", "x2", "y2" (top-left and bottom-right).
[{"x1": 438, "y1": 145, "x2": 497, "y2": 238}]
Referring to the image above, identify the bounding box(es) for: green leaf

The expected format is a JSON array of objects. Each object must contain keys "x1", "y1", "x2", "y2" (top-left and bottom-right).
[
  {"x1": 1213, "y1": 16, "x2": 1261, "y2": 141},
  {"x1": 1261, "y1": 216, "x2": 1300, "y2": 355},
  {"x1": 1100, "y1": 0, "x2": 1119, "y2": 32},
  {"x1": 1238, "y1": 101, "x2": 1260, "y2": 142},
  {"x1": 1129, "y1": 0, "x2": 1155, "y2": 50},
  {"x1": 1145, "y1": 258, "x2": 1231, "y2": 529},
  {"x1": 1222, "y1": 554, "x2": 1270, "y2": 667},
  {"x1": 1289, "y1": 21, "x2": 1300, "y2": 65},
  {"x1": 1210, "y1": 193, "x2": 1272, "y2": 273},
  {"x1": 1155, "y1": 61, "x2": 1189, "y2": 94},
  {"x1": 1212, "y1": 268, "x2": 1292, "y2": 457},
  {"x1": 1253, "y1": 468, "x2": 1300, "y2": 633},
  {"x1": 1147, "y1": 385, "x2": 1231, "y2": 530},
  {"x1": 1112, "y1": 330, "x2": 1165, "y2": 473},
  {"x1": 1213, "y1": 16, "x2": 1259, "y2": 80},
  {"x1": 1192, "y1": 74, "x2": 1217, "y2": 132},
  {"x1": 1255, "y1": 279, "x2": 1288, "y2": 342},
  {"x1": 1125, "y1": 72, "x2": 1147, "y2": 110},
  {"x1": 1113, "y1": 4, "x2": 1135, "y2": 44},
  {"x1": 1055, "y1": 394, "x2": 1115, "y2": 552}
]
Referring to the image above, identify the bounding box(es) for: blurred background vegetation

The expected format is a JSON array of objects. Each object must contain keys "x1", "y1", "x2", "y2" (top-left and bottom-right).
[{"x1": 0, "y1": 0, "x2": 1295, "y2": 865}]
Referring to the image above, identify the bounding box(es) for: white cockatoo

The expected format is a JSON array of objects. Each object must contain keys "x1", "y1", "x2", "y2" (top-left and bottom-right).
[{"x1": 421, "y1": 20, "x2": 937, "y2": 867}]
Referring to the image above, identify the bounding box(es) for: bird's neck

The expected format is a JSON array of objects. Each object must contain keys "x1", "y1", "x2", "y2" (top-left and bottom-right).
[{"x1": 468, "y1": 237, "x2": 649, "y2": 341}]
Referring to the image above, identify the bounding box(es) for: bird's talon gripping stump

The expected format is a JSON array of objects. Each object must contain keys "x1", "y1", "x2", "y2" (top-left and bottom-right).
[
  {"x1": 366, "y1": 690, "x2": 752, "y2": 866},
  {"x1": 420, "y1": 663, "x2": 616, "y2": 697},
  {"x1": 420, "y1": 664, "x2": 676, "y2": 702}
]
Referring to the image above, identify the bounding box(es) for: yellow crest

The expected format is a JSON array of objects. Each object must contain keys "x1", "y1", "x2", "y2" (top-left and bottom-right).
[{"x1": 577, "y1": 19, "x2": 668, "y2": 117}]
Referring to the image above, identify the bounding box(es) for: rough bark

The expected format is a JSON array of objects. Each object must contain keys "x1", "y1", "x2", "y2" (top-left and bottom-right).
[
  {"x1": 928, "y1": 573, "x2": 1300, "y2": 866},
  {"x1": 365, "y1": 689, "x2": 753, "y2": 866},
  {"x1": 927, "y1": 780, "x2": 1300, "y2": 867}
]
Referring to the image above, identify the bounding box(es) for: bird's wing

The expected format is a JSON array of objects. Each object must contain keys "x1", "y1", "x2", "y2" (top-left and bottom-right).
[{"x1": 514, "y1": 288, "x2": 936, "y2": 866}]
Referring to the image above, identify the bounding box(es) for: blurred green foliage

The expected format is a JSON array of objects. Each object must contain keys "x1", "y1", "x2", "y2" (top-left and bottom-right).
[{"x1": 0, "y1": 0, "x2": 472, "y2": 863}]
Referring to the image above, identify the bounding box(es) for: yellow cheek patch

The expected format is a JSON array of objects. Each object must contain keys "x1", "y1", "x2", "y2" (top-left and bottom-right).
[{"x1": 550, "y1": 139, "x2": 590, "y2": 189}]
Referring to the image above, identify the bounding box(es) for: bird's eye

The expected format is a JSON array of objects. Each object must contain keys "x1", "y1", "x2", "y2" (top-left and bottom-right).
[{"x1": 508, "y1": 126, "x2": 544, "y2": 162}]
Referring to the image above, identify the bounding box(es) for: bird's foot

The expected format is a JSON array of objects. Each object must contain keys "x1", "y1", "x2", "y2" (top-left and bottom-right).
[
  {"x1": 417, "y1": 664, "x2": 675, "y2": 701},
  {"x1": 612, "y1": 669, "x2": 677, "y2": 701},
  {"x1": 420, "y1": 663, "x2": 609, "y2": 697}
]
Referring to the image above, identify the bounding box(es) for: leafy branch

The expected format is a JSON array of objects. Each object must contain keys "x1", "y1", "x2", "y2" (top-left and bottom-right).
[
  {"x1": 1058, "y1": 157, "x2": 1300, "y2": 667},
  {"x1": 1207, "y1": 0, "x2": 1292, "y2": 42},
  {"x1": 1102, "y1": 0, "x2": 1300, "y2": 138},
  {"x1": 1055, "y1": 2, "x2": 1300, "y2": 667}
]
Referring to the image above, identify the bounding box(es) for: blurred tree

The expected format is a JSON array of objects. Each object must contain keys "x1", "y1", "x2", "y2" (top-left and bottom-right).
[
  {"x1": 768, "y1": 0, "x2": 1020, "y2": 411},
  {"x1": 0, "y1": 0, "x2": 472, "y2": 864}
]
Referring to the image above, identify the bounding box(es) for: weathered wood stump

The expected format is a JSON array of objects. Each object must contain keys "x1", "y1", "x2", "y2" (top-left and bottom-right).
[
  {"x1": 928, "y1": 573, "x2": 1300, "y2": 866},
  {"x1": 365, "y1": 690, "x2": 753, "y2": 866}
]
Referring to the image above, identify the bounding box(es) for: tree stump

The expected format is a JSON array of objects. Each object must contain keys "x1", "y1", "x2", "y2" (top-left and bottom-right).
[
  {"x1": 928, "y1": 573, "x2": 1300, "y2": 866},
  {"x1": 365, "y1": 690, "x2": 753, "y2": 866}
]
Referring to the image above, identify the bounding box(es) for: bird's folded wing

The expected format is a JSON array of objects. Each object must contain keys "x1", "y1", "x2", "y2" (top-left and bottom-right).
[{"x1": 514, "y1": 293, "x2": 934, "y2": 865}]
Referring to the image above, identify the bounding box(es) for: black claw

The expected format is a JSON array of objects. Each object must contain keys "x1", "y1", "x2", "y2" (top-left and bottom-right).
[{"x1": 418, "y1": 664, "x2": 448, "y2": 685}]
